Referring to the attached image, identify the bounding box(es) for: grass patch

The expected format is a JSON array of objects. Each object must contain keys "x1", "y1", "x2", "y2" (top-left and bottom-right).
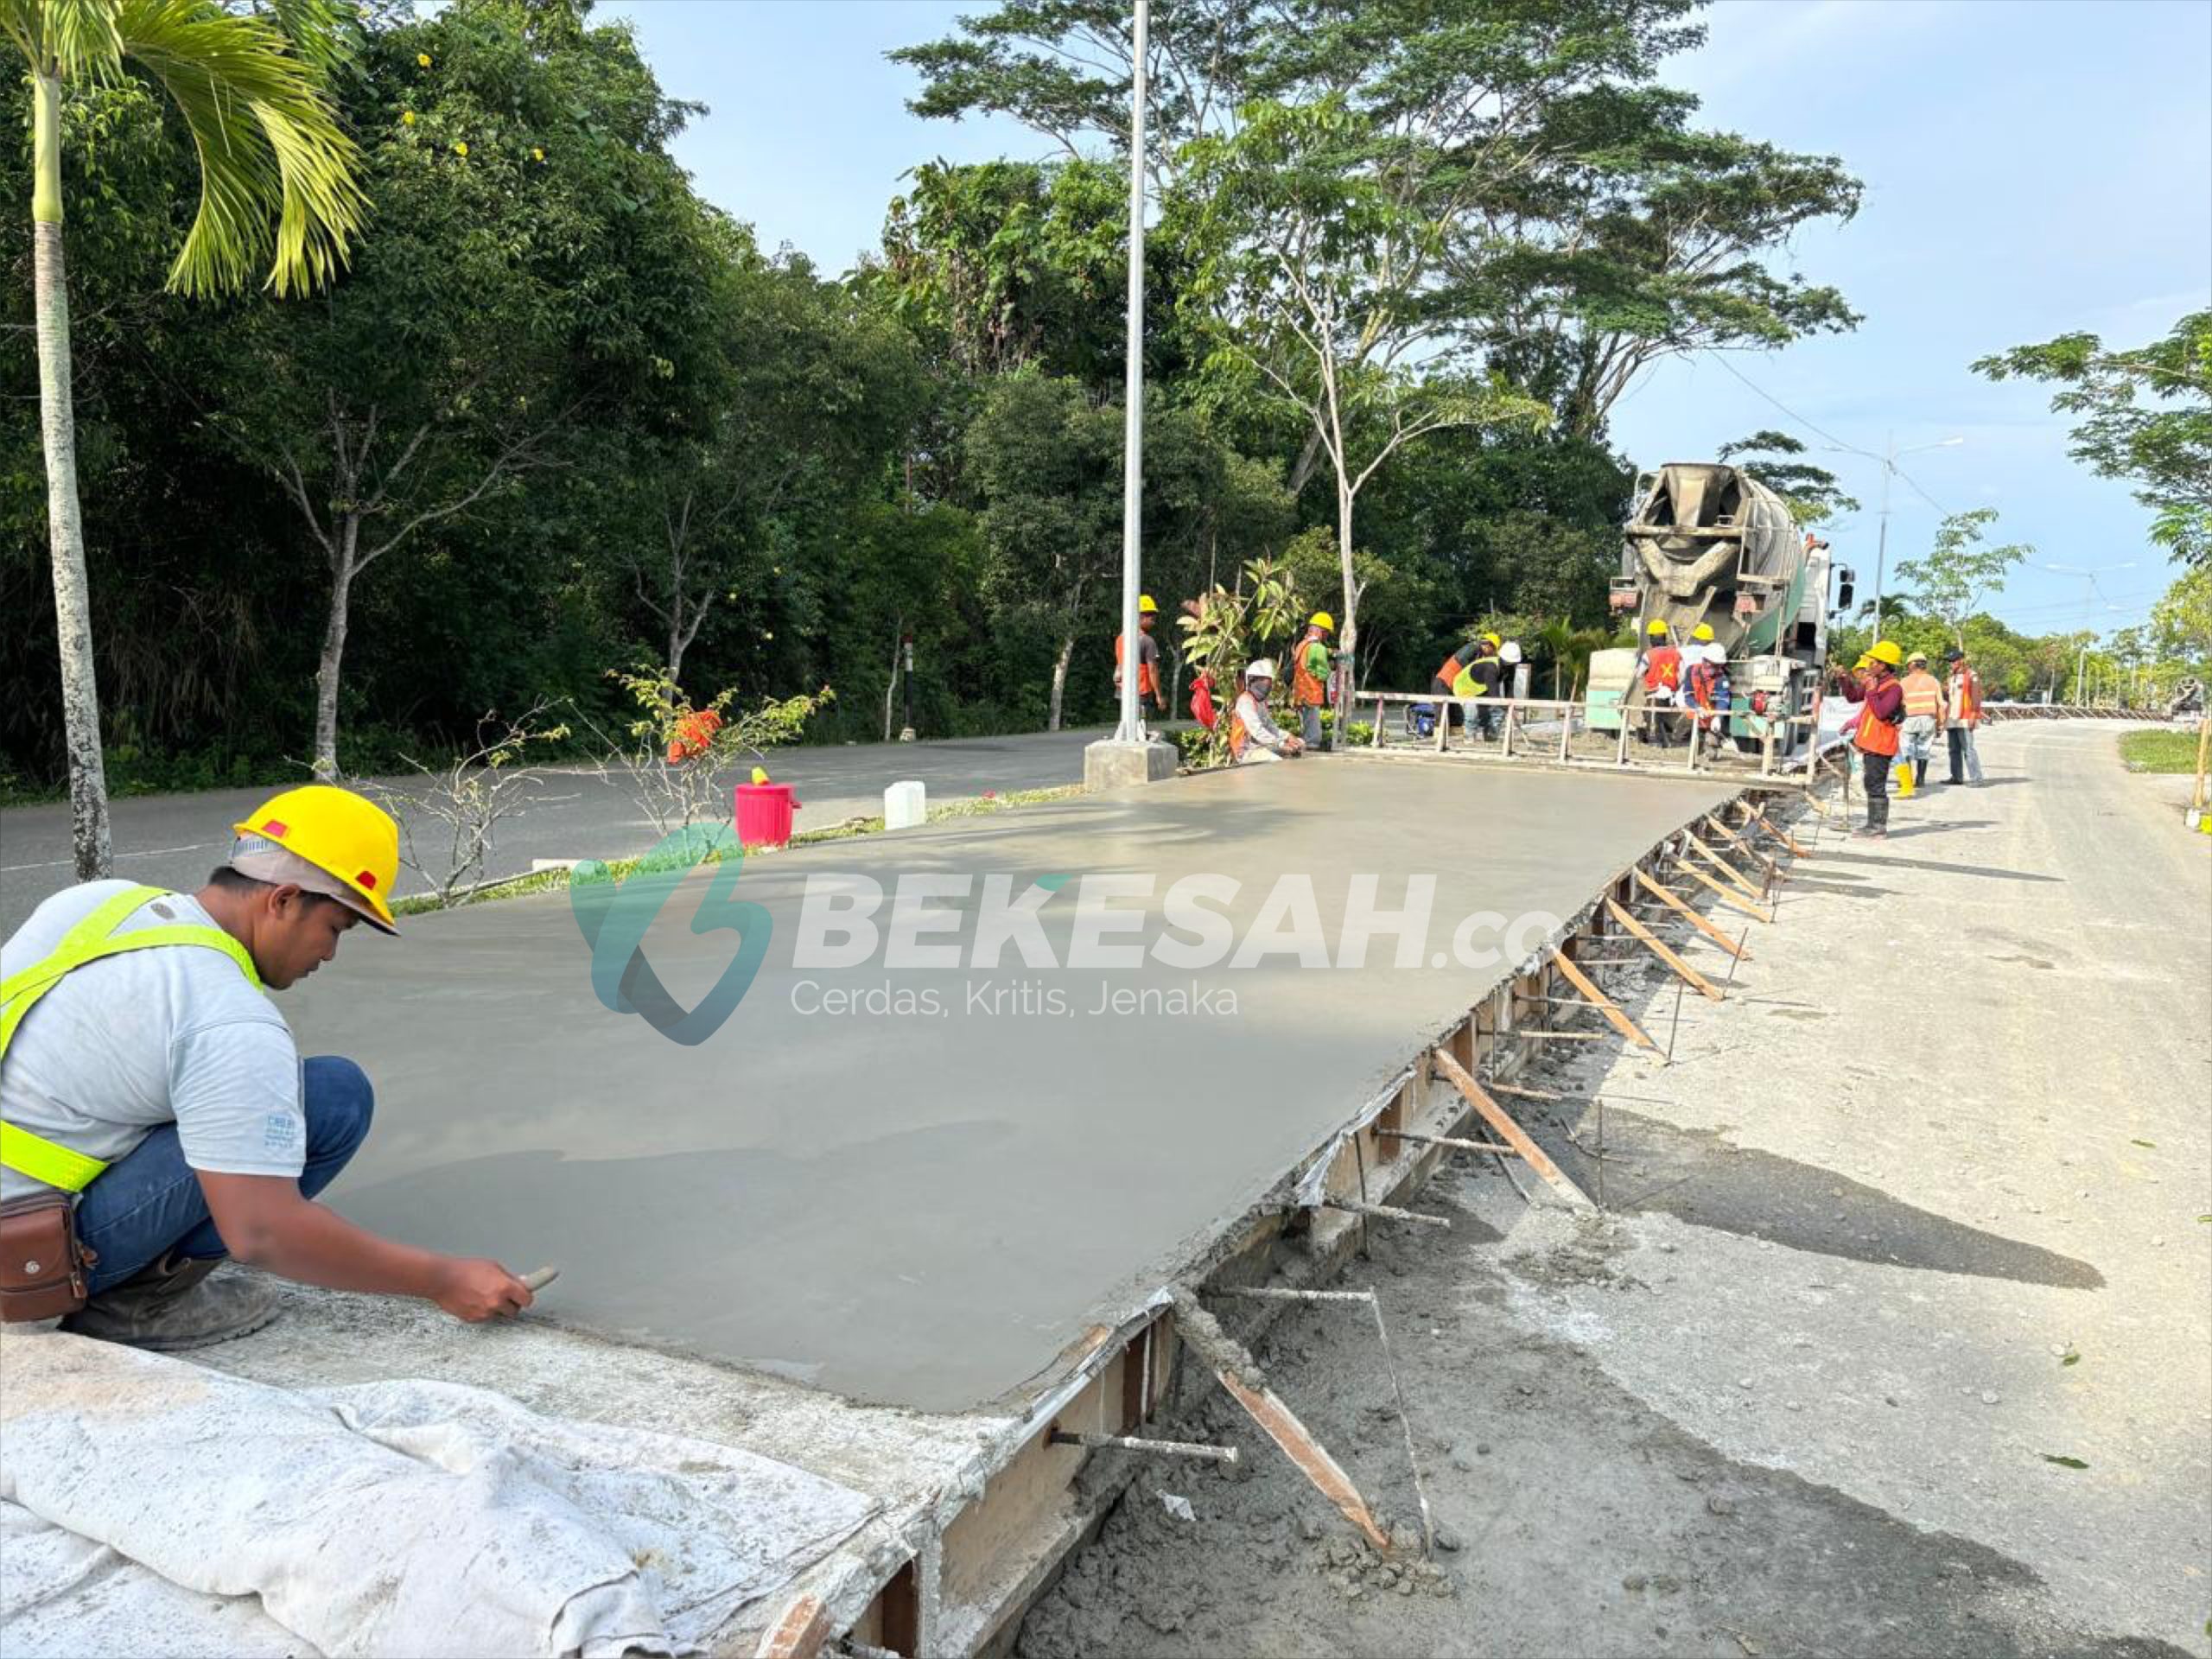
[
  {"x1": 387, "y1": 783, "x2": 1086, "y2": 918},
  {"x1": 2119, "y1": 728, "x2": 2203, "y2": 774}
]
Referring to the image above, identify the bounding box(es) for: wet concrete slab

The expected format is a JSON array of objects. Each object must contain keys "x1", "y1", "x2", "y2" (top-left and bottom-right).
[{"x1": 286, "y1": 757, "x2": 1732, "y2": 1413}]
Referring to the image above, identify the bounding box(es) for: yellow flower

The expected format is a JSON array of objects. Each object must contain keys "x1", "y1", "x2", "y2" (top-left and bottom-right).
[
  {"x1": 417, "y1": 52, "x2": 432, "y2": 67},
  {"x1": 401, "y1": 110, "x2": 416, "y2": 125},
  {"x1": 453, "y1": 141, "x2": 468, "y2": 157},
  {"x1": 531, "y1": 146, "x2": 544, "y2": 162}
]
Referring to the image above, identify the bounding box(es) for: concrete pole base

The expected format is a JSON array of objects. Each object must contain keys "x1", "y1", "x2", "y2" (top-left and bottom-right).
[{"x1": 1084, "y1": 738, "x2": 1179, "y2": 791}]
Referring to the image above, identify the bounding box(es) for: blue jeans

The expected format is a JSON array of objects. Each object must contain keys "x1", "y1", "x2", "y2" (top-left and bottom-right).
[{"x1": 74, "y1": 1056, "x2": 374, "y2": 1294}]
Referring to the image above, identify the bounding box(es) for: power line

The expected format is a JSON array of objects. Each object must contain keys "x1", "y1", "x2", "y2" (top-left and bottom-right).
[{"x1": 1697, "y1": 348, "x2": 1956, "y2": 518}]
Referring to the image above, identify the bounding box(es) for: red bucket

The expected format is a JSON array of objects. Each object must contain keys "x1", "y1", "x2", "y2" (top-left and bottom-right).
[{"x1": 734, "y1": 782, "x2": 799, "y2": 849}]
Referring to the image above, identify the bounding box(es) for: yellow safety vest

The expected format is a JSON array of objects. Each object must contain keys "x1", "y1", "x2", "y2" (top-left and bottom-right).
[{"x1": 0, "y1": 885, "x2": 260, "y2": 1192}]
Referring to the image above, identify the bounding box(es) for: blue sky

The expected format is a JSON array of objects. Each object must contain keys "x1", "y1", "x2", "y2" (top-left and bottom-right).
[{"x1": 604, "y1": 0, "x2": 2210, "y2": 638}]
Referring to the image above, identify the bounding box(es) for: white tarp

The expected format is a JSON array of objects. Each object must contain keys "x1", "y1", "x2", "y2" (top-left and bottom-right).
[{"x1": 0, "y1": 1333, "x2": 877, "y2": 1657}]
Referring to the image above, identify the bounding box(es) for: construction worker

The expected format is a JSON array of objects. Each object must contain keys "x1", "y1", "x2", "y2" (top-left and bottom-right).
[
  {"x1": 1944, "y1": 646, "x2": 1986, "y2": 785},
  {"x1": 1898, "y1": 650, "x2": 1947, "y2": 791},
  {"x1": 1229, "y1": 659, "x2": 1304, "y2": 763},
  {"x1": 0, "y1": 785, "x2": 535, "y2": 1347},
  {"x1": 1637, "y1": 620, "x2": 1683, "y2": 747},
  {"x1": 1451, "y1": 632, "x2": 1505, "y2": 741},
  {"x1": 1292, "y1": 612, "x2": 1334, "y2": 747},
  {"x1": 1114, "y1": 594, "x2": 1169, "y2": 717},
  {"x1": 1685, "y1": 641, "x2": 1730, "y2": 757},
  {"x1": 1427, "y1": 634, "x2": 1481, "y2": 730},
  {"x1": 1847, "y1": 640, "x2": 1907, "y2": 838}
]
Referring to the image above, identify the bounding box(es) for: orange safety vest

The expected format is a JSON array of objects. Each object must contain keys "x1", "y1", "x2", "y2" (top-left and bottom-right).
[
  {"x1": 1949, "y1": 664, "x2": 1983, "y2": 723},
  {"x1": 1901, "y1": 670, "x2": 1944, "y2": 720},
  {"x1": 1291, "y1": 632, "x2": 1327, "y2": 707},
  {"x1": 1642, "y1": 646, "x2": 1681, "y2": 692},
  {"x1": 1227, "y1": 706, "x2": 1250, "y2": 760},
  {"x1": 1115, "y1": 632, "x2": 1160, "y2": 696},
  {"x1": 1852, "y1": 677, "x2": 1901, "y2": 758}
]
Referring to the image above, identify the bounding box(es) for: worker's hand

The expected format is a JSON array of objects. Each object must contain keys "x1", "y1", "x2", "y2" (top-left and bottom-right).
[{"x1": 432, "y1": 1256, "x2": 535, "y2": 1322}]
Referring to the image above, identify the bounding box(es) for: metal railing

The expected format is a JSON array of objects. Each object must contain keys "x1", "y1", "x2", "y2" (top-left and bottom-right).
[{"x1": 1345, "y1": 690, "x2": 1822, "y2": 785}]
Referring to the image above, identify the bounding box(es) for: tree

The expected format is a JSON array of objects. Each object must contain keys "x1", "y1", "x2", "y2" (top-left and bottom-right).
[
  {"x1": 1179, "y1": 95, "x2": 1548, "y2": 734},
  {"x1": 1892, "y1": 510, "x2": 2032, "y2": 651},
  {"x1": 1718, "y1": 431, "x2": 1859, "y2": 524},
  {"x1": 6, "y1": 0, "x2": 364, "y2": 874},
  {"x1": 2150, "y1": 566, "x2": 2212, "y2": 668},
  {"x1": 1974, "y1": 310, "x2": 2212, "y2": 568},
  {"x1": 211, "y1": 0, "x2": 717, "y2": 778}
]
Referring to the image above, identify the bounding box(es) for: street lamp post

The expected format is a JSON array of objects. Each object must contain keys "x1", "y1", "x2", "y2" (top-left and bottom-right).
[
  {"x1": 1868, "y1": 433, "x2": 1962, "y2": 632},
  {"x1": 2038, "y1": 561, "x2": 2133, "y2": 705},
  {"x1": 1114, "y1": 0, "x2": 1149, "y2": 747}
]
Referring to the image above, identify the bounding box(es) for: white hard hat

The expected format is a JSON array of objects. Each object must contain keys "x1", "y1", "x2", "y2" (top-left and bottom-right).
[
  {"x1": 1500, "y1": 641, "x2": 1522, "y2": 665},
  {"x1": 1705, "y1": 642, "x2": 1728, "y2": 664},
  {"x1": 1245, "y1": 658, "x2": 1276, "y2": 681}
]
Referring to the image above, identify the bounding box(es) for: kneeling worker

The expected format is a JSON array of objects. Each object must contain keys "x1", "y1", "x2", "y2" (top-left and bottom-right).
[
  {"x1": 1230, "y1": 659, "x2": 1305, "y2": 763},
  {"x1": 0, "y1": 785, "x2": 535, "y2": 1347}
]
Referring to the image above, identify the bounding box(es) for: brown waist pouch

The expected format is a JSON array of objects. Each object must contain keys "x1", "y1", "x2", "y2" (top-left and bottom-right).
[{"x1": 0, "y1": 1191, "x2": 98, "y2": 1321}]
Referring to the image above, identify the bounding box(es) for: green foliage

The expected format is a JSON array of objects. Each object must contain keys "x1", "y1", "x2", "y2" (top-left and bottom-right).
[
  {"x1": 1892, "y1": 510, "x2": 2033, "y2": 649},
  {"x1": 1974, "y1": 310, "x2": 2212, "y2": 568},
  {"x1": 1719, "y1": 431, "x2": 1860, "y2": 524},
  {"x1": 1174, "y1": 556, "x2": 1301, "y2": 766}
]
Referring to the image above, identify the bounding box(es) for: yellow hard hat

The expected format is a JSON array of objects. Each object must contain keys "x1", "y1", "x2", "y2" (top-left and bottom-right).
[
  {"x1": 1482, "y1": 632, "x2": 1502, "y2": 649},
  {"x1": 1138, "y1": 594, "x2": 1159, "y2": 615},
  {"x1": 1868, "y1": 639, "x2": 1904, "y2": 667},
  {"x1": 232, "y1": 785, "x2": 401, "y2": 933},
  {"x1": 1309, "y1": 611, "x2": 1334, "y2": 632},
  {"x1": 1646, "y1": 619, "x2": 1669, "y2": 637},
  {"x1": 1853, "y1": 652, "x2": 1873, "y2": 670},
  {"x1": 1691, "y1": 623, "x2": 1715, "y2": 642}
]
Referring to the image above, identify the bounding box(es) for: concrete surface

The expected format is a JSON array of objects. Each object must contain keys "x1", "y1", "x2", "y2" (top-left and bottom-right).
[
  {"x1": 0, "y1": 726, "x2": 1126, "y2": 933},
  {"x1": 1015, "y1": 721, "x2": 2209, "y2": 1656},
  {"x1": 276, "y1": 758, "x2": 1730, "y2": 1413}
]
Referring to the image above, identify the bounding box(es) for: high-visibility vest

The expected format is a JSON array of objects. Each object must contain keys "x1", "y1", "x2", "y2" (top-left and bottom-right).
[
  {"x1": 1851, "y1": 681, "x2": 1902, "y2": 758},
  {"x1": 1432, "y1": 647, "x2": 1473, "y2": 690},
  {"x1": 1291, "y1": 634, "x2": 1327, "y2": 707},
  {"x1": 1642, "y1": 646, "x2": 1681, "y2": 692},
  {"x1": 1949, "y1": 666, "x2": 1982, "y2": 723},
  {"x1": 1115, "y1": 632, "x2": 1159, "y2": 696},
  {"x1": 0, "y1": 886, "x2": 261, "y2": 1192},
  {"x1": 1901, "y1": 670, "x2": 1944, "y2": 719},
  {"x1": 1228, "y1": 706, "x2": 1250, "y2": 760}
]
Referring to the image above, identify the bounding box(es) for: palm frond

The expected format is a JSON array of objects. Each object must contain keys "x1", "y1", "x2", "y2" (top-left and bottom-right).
[
  {"x1": 115, "y1": 0, "x2": 365, "y2": 296},
  {"x1": 23, "y1": 0, "x2": 125, "y2": 77}
]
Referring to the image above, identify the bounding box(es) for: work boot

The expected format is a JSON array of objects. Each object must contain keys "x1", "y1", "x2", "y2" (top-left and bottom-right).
[{"x1": 61, "y1": 1253, "x2": 278, "y2": 1351}]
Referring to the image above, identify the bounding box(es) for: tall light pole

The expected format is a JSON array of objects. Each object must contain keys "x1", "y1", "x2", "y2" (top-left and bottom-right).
[
  {"x1": 1868, "y1": 433, "x2": 1962, "y2": 633},
  {"x1": 1113, "y1": 0, "x2": 1149, "y2": 746}
]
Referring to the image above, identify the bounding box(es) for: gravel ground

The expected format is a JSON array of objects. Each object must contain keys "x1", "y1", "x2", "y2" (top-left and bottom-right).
[{"x1": 1016, "y1": 721, "x2": 2210, "y2": 1659}]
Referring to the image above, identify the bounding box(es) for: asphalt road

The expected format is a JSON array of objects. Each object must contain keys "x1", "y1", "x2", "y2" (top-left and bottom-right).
[{"x1": 0, "y1": 726, "x2": 1126, "y2": 932}]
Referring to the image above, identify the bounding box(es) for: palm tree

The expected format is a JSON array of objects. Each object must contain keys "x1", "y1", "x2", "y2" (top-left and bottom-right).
[{"x1": 3, "y1": 0, "x2": 365, "y2": 880}]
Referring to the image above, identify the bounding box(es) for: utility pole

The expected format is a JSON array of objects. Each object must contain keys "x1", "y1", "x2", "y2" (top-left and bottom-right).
[
  {"x1": 1082, "y1": 0, "x2": 1172, "y2": 789},
  {"x1": 1867, "y1": 433, "x2": 1962, "y2": 633},
  {"x1": 1114, "y1": 0, "x2": 1148, "y2": 747}
]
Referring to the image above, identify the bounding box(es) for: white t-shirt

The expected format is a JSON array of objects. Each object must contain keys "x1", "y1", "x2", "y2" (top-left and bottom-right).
[{"x1": 0, "y1": 881, "x2": 303, "y2": 1201}]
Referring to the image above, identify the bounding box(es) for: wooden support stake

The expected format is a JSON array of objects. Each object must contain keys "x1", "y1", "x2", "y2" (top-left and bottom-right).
[
  {"x1": 1740, "y1": 803, "x2": 1810, "y2": 859},
  {"x1": 1684, "y1": 830, "x2": 1766, "y2": 899},
  {"x1": 1428, "y1": 1047, "x2": 1595, "y2": 1210},
  {"x1": 1632, "y1": 867, "x2": 1750, "y2": 961},
  {"x1": 1170, "y1": 1289, "x2": 1393, "y2": 1549},
  {"x1": 1669, "y1": 856, "x2": 1774, "y2": 923},
  {"x1": 1376, "y1": 1128, "x2": 1518, "y2": 1154},
  {"x1": 1605, "y1": 896, "x2": 1725, "y2": 1002},
  {"x1": 1703, "y1": 815, "x2": 1778, "y2": 881},
  {"x1": 1551, "y1": 952, "x2": 1659, "y2": 1050},
  {"x1": 1482, "y1": 1080, "x2": 1562, "y2": 1101}
]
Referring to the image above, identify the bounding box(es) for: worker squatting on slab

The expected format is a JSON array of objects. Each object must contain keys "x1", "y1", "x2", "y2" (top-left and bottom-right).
[{"x1": 0, "y1": 785, "x2": 535, "y2": 1347}]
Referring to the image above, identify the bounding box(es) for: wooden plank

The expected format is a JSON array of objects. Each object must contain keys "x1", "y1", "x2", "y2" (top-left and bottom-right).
[
  {"x1": 1429, "y1": 1047, "x2": 1595, "y2": 1210},
  {"x1": 1739, "y1": 803, "x2": 1810, "y2": 859},
  {"x1": 1683, "y1": 830, "x2": 1766, "y2": 899},
  {"x1": 1632, "y1": 867, "x2": 1750, "y2": 962},
  {"x1": 754, "y1": 1595, "x2": 833, "y2": 1659},
  {"x1": 1703, "y1": 815, "x2": 1779, "y2": 880},
  {"x1": 1552, "y1": 951, "x2": 1658, "y2": 1050},
  {"x1": 1668, "y1": 856, "x2": 1773, "y2": 923},
  {"x1": 1605, "y1": 896, "x2": 1725, "y2": 1002},
  {"x1": 1170, "y1": 1289, "x2": 1391, "y2": 1549}
]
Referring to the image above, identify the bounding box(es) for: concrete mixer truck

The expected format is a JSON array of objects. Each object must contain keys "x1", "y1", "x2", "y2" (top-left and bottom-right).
[{"x1": 1586, "y1": 461, "x2": 1854, "y2": 760}]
